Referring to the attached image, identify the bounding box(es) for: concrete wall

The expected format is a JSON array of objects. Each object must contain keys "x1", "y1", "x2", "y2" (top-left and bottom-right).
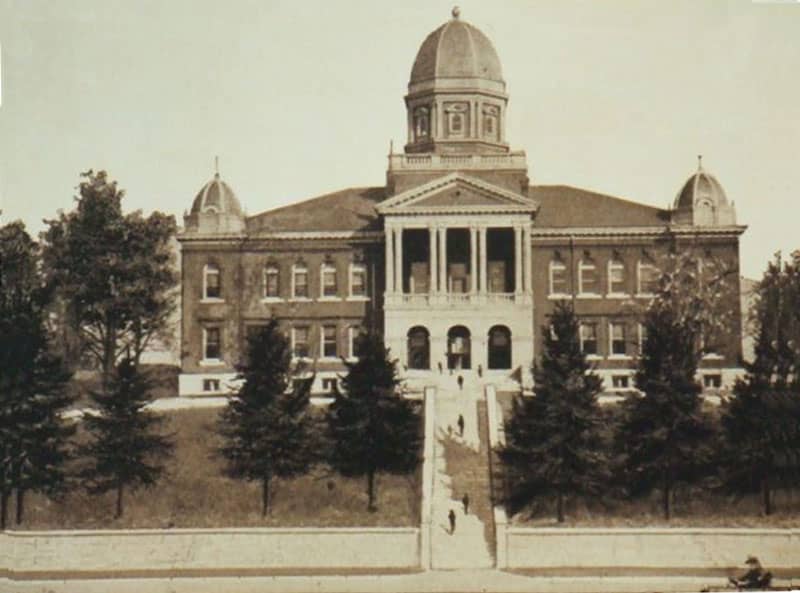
[
  {"x1": 501, "y1": 527, "x2": 800, "y2": 575},
  {"x1": 1, "y1": 527, "x2": 419, "y2": 578},
  {"x1": 419, "y1": 386, "x2": 436, "y2": 569}
]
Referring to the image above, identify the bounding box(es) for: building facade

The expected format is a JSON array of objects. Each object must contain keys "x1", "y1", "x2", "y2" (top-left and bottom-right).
[{"x1": 177, "y1": 10, "x2": 745, "y2": 397}]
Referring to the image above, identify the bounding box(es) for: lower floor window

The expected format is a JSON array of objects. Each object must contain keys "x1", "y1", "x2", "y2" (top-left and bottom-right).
[
  {"x1": 580, "y1": 323, "x2": 598, "y2": 355},
  {"x1": 203, "y1": 378, "x2": 220, "y2": 392},
  {"x1": 703, "y1": 374, "x2": 722, "y2": 389},
  {"x1": 322, "y1": 325, "x2": 338, "y2": 358},
  {"x1": 293, "y1": 326, "x2": 310, "y2": 358},
  {"x1": 611, "y1": 375, "x2": 630, "y2": 389},
  {"x1": 204, "y1": 327, "x2": 221, "y2": 360},
  {"x1": 322, "y1": 377, "x2": 338, "y2": 392}
]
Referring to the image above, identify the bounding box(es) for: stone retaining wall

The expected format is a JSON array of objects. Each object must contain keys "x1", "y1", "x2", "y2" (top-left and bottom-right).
[
  {"x1": 1, "y1": 527, "x2": 420, "y2": 578},
  {"x1": 501, "y1": 527, "x2": 800, "y2": 575}
]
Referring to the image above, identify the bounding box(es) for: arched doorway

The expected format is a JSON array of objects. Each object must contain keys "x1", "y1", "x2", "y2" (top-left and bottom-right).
[
  {"x1": 488, "y1": 325, "x2": 512, "y2": 370},
  {"x1": 447, "y1": 325, "x2": 471, "y2": 370},
  {"x1": 407, "y1": 326, "x2": 430, "y2": 370}
]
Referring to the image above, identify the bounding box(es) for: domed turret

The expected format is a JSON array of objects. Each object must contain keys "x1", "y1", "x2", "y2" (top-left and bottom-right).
[
  {"x1": 672, "y1": 157, "x2": 736, "y2": 226},
  {"x1": 183, "y1": 164, "x2": 245, "y2": 234},
  {"x1": 404, "y1": 8, "x2": 510, "y2": 155}
]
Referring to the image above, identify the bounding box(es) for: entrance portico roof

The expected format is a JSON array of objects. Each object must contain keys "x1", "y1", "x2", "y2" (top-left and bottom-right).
[{"x1": 377, "y1": 173, "x2": 539, "y2": 216}]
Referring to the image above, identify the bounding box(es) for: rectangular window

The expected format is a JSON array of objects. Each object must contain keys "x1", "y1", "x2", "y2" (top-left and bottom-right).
[
  {"x1": 349, "y1": 326, "x2": 363, "y2": 359},
  {"x1": 638, "y1": 323, "x2": 648, "y2": 355},
  {"x1": 264, "y1": 267, "x2": 279, "y2": 298},
  {"x1": 203, "y1": 379, "x2": 220, "y2": 392},
  {"x1": 609, "y1": 261, "x2": 626, "y2": 294},
  {"x1": 610, "y1": 322, "x2": 627, "y2": 356},
  {"x1": 639, "y1": 262, "x2": 659, "y2": 295},
  {"x1": 580, "y1": 323, "x2": 598, "y2": 356},
  {"x1": 322, "y1": 265, "x2": 337, "y2": 297},
  {"x1": 204, "y1": 327, "x2": 221, "y2": 360},
  {"x1": 350, "y1": 264, "x2": 366, "y2": 297},
  {"x1": 322, "y1": 378, "x2": 337, "y2": 393},
  {"x1": 612, "y1": 375, "x2": 630, "y2": 389},
  {"x1": 322, "y1": 325, "x2": 337, "y2": 358},
  {"x1": 550, "y1": 262, "x2": 568, "y2": 295},
  {"x1": 204, "y1": 266, "x2": 221, "y2": 299},
  {"x1": 579, "y1": 261, "x2": 599, "y2": 295},
  {"x1": 293, "y1": 267, "x2": 308, "y2": 298},
  {"x1": 292, "y1": 326, "x2": 310, "y2": 358},
  {"x1": 703, "y1": 374, "x2": 722, "y2": 389}
]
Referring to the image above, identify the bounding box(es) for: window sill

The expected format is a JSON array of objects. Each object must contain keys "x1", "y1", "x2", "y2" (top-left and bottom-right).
[
  {"x1": 318, "y1": 296, "x2": 342, "y2": 302},
  {"x1": 547, "y1": 293, "x2": 572, "y2": 300},
  {"x1": 635, "y1": 293, "x2": 656, "y2": 299},
  {"x1": 576, "y1": 293, "x2": 602, "y2": 300},
  {"x1": 606, "y1": 293, "x2": 631, "y2": 299},
  {"x1": 261, "y1": 297, "x2": 283, "y2": 304},
  {"x1": 319, "y1": 356, "x2": 341, "y2": 363},
  {"x1": 702, "y1": 353, "x2": 724, "y2": 361},
  {"x1": 608, "y1": 354, "x2": 633, "y2": 361},
  {"x1": 288, "y1": 297, "x2": 312, "y2": 303},
  {"x1": 291, "y1": 356, "x2": 313, "y2": 364},
  {"x1": 199, "y1": 359, "x2": 224, "y2": 367},
  {"x1": 346, "y1": 295, "x2": 370, "y2": 302},
  {"x1": 200, "y1": 298, "x2": 225, "y2": 304},
  {"x1": 585, "y1": 354, "x2": 602, "y2": 361}
]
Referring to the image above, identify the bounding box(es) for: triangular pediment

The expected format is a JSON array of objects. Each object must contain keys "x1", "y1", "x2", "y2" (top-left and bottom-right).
[{"x1": 377, "y1": 173, "x2": 538, "y2": 215}]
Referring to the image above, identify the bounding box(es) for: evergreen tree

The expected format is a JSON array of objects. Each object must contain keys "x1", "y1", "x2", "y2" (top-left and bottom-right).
[
  {"x1": 721, "y1": 253, "x2": 800, "y2": 514},
  {"x1": 0, "y1": 221, "x2": 74, "y2": 529},
  {"x1": 498, "y1": 301, "x2": 608, "y2": 522},
  {"x1": 326, "y1": 331, "x2": 421, "y2": 511},
  {"x1": 217, "y1": 319, "x2": 316, "y2": 516},
  {"x1": 617, "y1": 299, "x2": 715, "y2": 520},
  {"x1": 80, "y1": 357, "x2": 173, "y2": 518}
]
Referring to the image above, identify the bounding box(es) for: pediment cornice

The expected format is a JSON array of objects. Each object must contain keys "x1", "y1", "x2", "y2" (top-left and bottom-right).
[{"x1": 377, "y1": 172, "x2": 538, "y2": 215}]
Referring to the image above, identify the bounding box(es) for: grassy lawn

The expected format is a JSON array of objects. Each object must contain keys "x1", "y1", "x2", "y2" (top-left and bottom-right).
[
  {"x1": 496, "y1": 393, "x2": 800, "y2": 528},
  {"x1": 21, "y1": 407, "x2": 421, "y2": 530}
]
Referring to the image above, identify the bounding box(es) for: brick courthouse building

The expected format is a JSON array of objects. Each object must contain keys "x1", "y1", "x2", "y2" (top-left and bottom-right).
[{"x1": 178, "y1": 9, "x2": 745, "y2": 396}]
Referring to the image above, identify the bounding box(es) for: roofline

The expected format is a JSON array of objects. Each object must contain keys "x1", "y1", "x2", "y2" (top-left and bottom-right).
[
  {"x1": 531, "y1": 225, "x2": 747, "y2": 239},
  {"x1": 178, "y1": 230, "x2": 383, "y2": 243}
]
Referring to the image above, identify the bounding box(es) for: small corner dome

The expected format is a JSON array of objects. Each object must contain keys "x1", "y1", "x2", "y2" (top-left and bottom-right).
[
  {"x1": 410, "y1": 8, "x2": 504, "y2": 86},
  {"x1": 674, "y1": 163, "x2": 729, "y2": 210},
  {"x1": 191, "y1": 173, "x2": 243, "y2": 216}
]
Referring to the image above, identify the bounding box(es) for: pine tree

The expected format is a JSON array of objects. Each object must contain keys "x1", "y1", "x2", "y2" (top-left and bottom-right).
[
  {"x1": 326, "y1": 331, "x2": 421, "y2": 512},
  {"x1": 80, "y1": 357, "x2": 173, "y2": 518},
  {"x1": 0, "y1": 221, "x2": 74, "y2": 529},
  {"x1": 217, "y1": 319, "x2": 316, "y2": 516},
  {"x1": 498, "y1": 301, "x2": 608, "y2": 522},
  {"x1": 617, "y1": 302, "x2": 715, "y2": 520},
  {"x1": 721, "y1": 253, "x2": 800, "y2": 514}
]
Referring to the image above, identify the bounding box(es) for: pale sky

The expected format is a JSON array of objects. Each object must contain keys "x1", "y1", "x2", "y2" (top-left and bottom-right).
[{"x1": 1, "y1": 0, "x2": 798, "y2": 279}]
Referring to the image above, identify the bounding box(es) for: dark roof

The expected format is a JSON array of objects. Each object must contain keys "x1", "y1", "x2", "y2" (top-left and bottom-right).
[
  {"x1": 246, "y1": 187, "x2": 385, "y2": 234},
  {"x1": 530, "y1": 185, "x2": 670, "y2": 228}
]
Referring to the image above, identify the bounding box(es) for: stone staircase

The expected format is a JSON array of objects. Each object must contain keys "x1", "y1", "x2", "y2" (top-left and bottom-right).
[{"x1": 429, "y1": 373, "x2": 494, "y2": 569}]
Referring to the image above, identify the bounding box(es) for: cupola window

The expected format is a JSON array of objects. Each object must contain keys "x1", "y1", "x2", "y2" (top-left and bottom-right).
[
  {"x1": 414, "y1": 107, "x2": 430, "y2": 141},
  {"x1": 483, "y1": 105, "x2": 500, "y2": 141},
  {"x1": 445, "y1": 103, "x2": 468, "y2": 138}
]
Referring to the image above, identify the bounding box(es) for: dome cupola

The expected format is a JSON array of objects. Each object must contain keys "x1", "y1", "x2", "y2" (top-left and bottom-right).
[
  {"x1": 672, "y1": 156, "x2": 736, "y2": 226},
  {"x1": 404, "y1": 8, "x2": 510, "y2": 155},
  {"x1": 183, "y1": 161, "x2": 245, "y2": 234}
]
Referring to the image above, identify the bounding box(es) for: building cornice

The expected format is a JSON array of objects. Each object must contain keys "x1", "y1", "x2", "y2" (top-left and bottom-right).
[
  {"x1": 530, "y1": 225, "x2": 747, "y2": 240},
  {"x1": 178, "y1": 230, "x2": 384, "y2": 244}
]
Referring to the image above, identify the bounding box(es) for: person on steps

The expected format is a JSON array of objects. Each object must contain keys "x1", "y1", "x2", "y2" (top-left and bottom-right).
[
  {"x1": 457, "y1": 414, "x2": 465, "y2": 437},
  {"x1": 462, "y1": 493, "x2": 470, "y2": 514},
  {"x1": 448, "y1": 509, "x2": 456, "y2": 534},
  {"x1": 457, "y1": 374, "x2": 464, "y2": 390}
]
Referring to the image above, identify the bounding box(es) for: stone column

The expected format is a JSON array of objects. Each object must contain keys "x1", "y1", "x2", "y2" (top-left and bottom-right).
[
  {"x1": 523, "y1": 224, "x2": 532, "y2": 293},
  {"x1": 385, "y1": 225, "x2": 394, "y2": 294},
  {"x1": 479, "y1": 226, "x2": 488, "y2": 294},
  {"x1": 470, "y1": 227, "x2": 478, "y2": 294},
  {"x1": 438, "y1": 227, "x2": 447, "y2": 294},
  {"x1": 429, "y1": 226, "x2": 438, "y2": 294},
  {"x1": 394, "y1": 226, "x2": 403, "y2": 295},
  {"x1": 514, "y1": 225, "x2": 523, "y2": 295}
]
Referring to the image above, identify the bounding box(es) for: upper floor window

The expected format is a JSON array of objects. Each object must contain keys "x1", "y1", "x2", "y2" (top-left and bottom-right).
[
  {"x1": 349, "y1": 326, "x2": 364, "y2": 359},
  {"x1": 608, "y1": 259, "x2": 627, "y2": 295},
  {"x1": 203, "y1": 264, "x2": 221, "y2": 300},
  {"x1": 580, "y1": 323, "x2": 598, "y2": 356},
  {"x1": 578, "y1": 257, "x2": 599, "y2": 295},
  {"x1": 203, "y1": 326, "x2": 221, "y2": 360},
  {"x1": 263, "y1": 265, "x2": 279, "y2": 299},
  {"x1": 638, "y1": 323, "x2": 648, "y2": 355},
  {"x1": 549, "y1": 259, "x2": 568, "y2": 296},
  {"x1": 292, "y1": 326, "x2": 310, "y2": 359},
  {"x1": 610, "y1": 322, "x2": 627, "y2": 356},
  {"x1": 350, "y1": 263, "x2": 367, "y2": 297},
  {"x1": 638, "y1": 258, "x2": 659, "y2": 295},
  {"x1": 292, "y1": 264, "x2": 309, "y2": 299},
  {"x1": 322, "y1": 325, "x2": 338, "y2": 358},
  {"x1": 321, "y1": 263, "x2": 338, "y2": 298}
]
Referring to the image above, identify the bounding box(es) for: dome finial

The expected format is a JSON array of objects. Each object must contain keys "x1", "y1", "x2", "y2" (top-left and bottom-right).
[
  {"x1": 214, "y1": 155, "x2": 220, "y2": 179},
  {"x1": 697, "y1": 154, "x2": 703, "y2": 171},
  {"x1": 451, "y1": 6, "x2": 461, "y2": 19}
]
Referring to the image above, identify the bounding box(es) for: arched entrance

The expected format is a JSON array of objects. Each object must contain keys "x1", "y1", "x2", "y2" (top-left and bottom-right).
[
  {"x1": 488, "y1": 325, "x2": 512, "y2": 369},
  {"x1": 447, "y1": 325, "x2": 471, "y2": 370},
  {"x1": 407, "y1": 326, "x2": 430, "y2": 370}
]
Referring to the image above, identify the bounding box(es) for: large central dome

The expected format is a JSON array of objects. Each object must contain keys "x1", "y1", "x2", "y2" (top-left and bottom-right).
[{"x1": 409, "y1": 8, "x2": 504, "y2": 88}]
